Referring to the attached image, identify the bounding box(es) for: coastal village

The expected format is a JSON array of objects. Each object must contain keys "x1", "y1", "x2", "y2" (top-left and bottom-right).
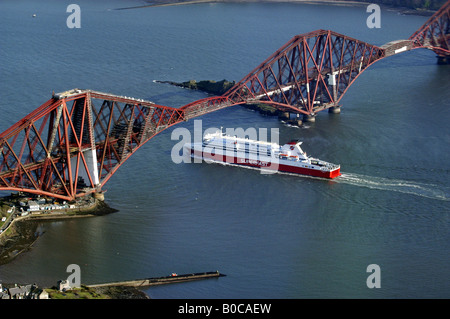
[
  {"x1": 0, "y1": 271, "x2": 224, "y2": 299},
  {"x1": 2, "y1": 195, "x2": 74, "y2": 232},
  {"x1": 0, "y1": 193, "x2": 103, "y2": 236},
  {"x1": 0, "y1": 194, "x2": 120, "y2": 299},
  {"x1": 0, "y1": 282, "x2": 49, "y2": 299},
  {"x1": 0, "y1": 280, "x2": 147, "y2": 299},
  {"x1": 0, "y1": 192, "x2": 114, "y2": 269},
  {"x1": 0, "y1": 278, "x2": 90, "y2": 299}
]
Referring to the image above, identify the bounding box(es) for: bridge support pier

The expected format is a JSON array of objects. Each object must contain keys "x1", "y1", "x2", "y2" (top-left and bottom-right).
[
  {"x1": 303, "y1": 114, "x2": 316, "y2": 123},
  {"x1": 291, "y1": 114, "x2": 303, "y2": 126},
  {"x1": 292, "y1": 119, "x2": 303, "y2": 126},
  {"x1": 278, "y1": 112, "x2": 290, "y2": 120},
  {"x1": 279, "y1": 112, "x2": 303, "y2": 126},
  {"x1": 328, "y1": 105, "x2": 341, "y2": 114},
  {"x1": 437, "y1": 55, "x2": 450, "y2": 65},
  {"x1": 93, "y1": 191, "x2": 105, "y2": 201}
]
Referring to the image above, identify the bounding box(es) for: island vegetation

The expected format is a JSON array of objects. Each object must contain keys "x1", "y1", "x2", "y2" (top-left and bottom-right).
[{"x1": 156, "y1": 79, "x2": 235, "y2": 95}]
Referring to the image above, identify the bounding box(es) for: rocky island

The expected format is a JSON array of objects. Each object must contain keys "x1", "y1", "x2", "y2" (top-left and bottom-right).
[{"x1": 156, "y1": 79, "x2": 304, "y2": 125}]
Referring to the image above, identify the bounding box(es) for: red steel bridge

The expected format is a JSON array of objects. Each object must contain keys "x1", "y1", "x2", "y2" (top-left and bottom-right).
[{"x1": 0, "y1": 1, "x2": 449, "y2": 201}]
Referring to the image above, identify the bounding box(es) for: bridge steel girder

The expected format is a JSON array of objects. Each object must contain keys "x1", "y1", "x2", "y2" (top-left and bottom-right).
[
  {"x1": 0, "y1": 89, "x2": 184, "y2": 201},
  {"x1": 221, "y1": 1, "x2": 449, "y2": 116},
  {"x1": 0, "y1": 1, "x2": 449, "y2": 200},
  {"x1": 409, "y1": 0, "x2": 450, "y2": 57},
  {"x1": 181, "y1": 95, "x2": 233, "y2": 120},
  {"x1": 223, "y1": 30, "x2": 385, "y2": 116}
]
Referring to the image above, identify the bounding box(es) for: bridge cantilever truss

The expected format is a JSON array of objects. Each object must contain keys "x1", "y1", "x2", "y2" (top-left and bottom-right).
[
  {"x1": 185, "y1": 0, "x2": 449, "y2": 119},
  {"x1": 0, "y1": 89, "x2": 184, "y2": 201},
  {"x1": 224, "y1": 29, "x2": 385, "y2": 116},
  {"x1": 409, "y1": 0, "x2": 450, "y2": 58},
  {"x1": 1, "y1": 0, "x2": 449, "y2": 200}
]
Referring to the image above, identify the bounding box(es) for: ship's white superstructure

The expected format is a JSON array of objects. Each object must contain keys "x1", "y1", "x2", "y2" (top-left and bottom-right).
[{"x1": 184, "y1": 130, "x2": 341, "y2": 179}]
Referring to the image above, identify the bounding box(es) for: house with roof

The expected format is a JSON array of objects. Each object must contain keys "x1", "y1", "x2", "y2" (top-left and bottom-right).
[
  {"x1": 57, "y1": 280, "x2": 72, "y2": 292},
  {"x1": 8, "y1": 284, "x2": 32, "y2": 299}
]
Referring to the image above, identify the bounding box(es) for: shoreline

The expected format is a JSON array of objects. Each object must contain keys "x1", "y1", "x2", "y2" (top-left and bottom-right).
[
  {"x1": 0, "y1": 199, "x2": 117, "y2": 266},
  {"x1": 2, "y1": 271, "x2": 225, "y2": 299},
  {"x1": 115, "y1": 0, "x2": 437, "y2": 15}
]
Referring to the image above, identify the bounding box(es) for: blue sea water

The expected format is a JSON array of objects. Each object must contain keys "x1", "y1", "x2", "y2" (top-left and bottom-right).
[{"x1": 0, "y1": 0, "x2": 448, "y2": 299}]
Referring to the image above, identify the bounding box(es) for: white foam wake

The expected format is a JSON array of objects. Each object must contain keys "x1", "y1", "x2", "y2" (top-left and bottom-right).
[
  {"x1": 337, "y1": 172, "x2": 449, "y2": 201},
  {"x1": 187, "y1": 154, "x2": 449, "y2": 201}
]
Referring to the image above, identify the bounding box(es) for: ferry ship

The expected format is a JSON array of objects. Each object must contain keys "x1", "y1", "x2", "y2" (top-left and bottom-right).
[{"x1": 184, "y1": 130, "x2": 341, "y2": 179}]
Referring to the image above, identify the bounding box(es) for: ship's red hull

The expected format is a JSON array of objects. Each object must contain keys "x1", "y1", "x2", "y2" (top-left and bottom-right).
[{"x1": 189, "y1": 149, "x2": 340, "y2": 179}]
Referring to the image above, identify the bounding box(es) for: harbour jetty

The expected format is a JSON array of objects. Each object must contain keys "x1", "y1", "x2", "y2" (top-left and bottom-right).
[
  {"x1": 2, "y1": 271, "x2": 225, "y2": 299},
  {"x1": 88, "y1": 271, "x2": 225, "y2": 288}
]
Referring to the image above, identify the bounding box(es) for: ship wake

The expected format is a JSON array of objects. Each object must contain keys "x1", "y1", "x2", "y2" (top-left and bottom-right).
[
  {"x1": 337, "y1": 173, "x2": 450, "y2": 202},
  {"x1": 188, "y1": 154, "x2": 449, "y2": 201}
]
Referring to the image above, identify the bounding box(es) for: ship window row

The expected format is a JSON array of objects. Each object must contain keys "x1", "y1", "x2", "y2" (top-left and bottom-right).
[{"x1": 203, "y1": 143, "x2": 272, "y2": 156}]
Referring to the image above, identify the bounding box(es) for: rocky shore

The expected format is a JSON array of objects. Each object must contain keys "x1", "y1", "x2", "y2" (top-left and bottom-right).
[
  {"x1": 45, "y1": 285, "x2": 150, "y2": 299},
  {"x1": 1, "y1": 282, "x2": 150, "y2": 299},
  {"x1": 0, "y1": 218, "x2": 41, "y2": 265},
  {"x1": 89, "y1": 285, "x2": 150, "y2": 299},
  {"x1": 156, "y1": 79, "x2": 235, "y2": 95}
]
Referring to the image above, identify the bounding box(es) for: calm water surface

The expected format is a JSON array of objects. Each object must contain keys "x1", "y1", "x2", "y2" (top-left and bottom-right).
[{"x1": 0, "y1": 0, "x2": 448, "y2": 298}]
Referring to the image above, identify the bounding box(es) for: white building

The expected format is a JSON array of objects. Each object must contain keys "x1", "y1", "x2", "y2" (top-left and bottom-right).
[
  {"x1": 27, "y1": 201, "x2": 40, "y2": 212},
  {"x1": 57, "y1": 280, "x2": 72, "y2": 292}
]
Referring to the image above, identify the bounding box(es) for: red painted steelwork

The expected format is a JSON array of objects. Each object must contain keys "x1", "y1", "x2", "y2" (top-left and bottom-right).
[
  {"x1": 223, "y1": 30, "x2": 385, "y2": 116},
  {"x1": 0, "y1": 89, "x2": 184, "y2": 201},
  {"x1": 0, "y1": 1, "x2": 448, "y2": 199},
  {"x1": 409, "y1": 0, "x2": 450, "y2": 56}
]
